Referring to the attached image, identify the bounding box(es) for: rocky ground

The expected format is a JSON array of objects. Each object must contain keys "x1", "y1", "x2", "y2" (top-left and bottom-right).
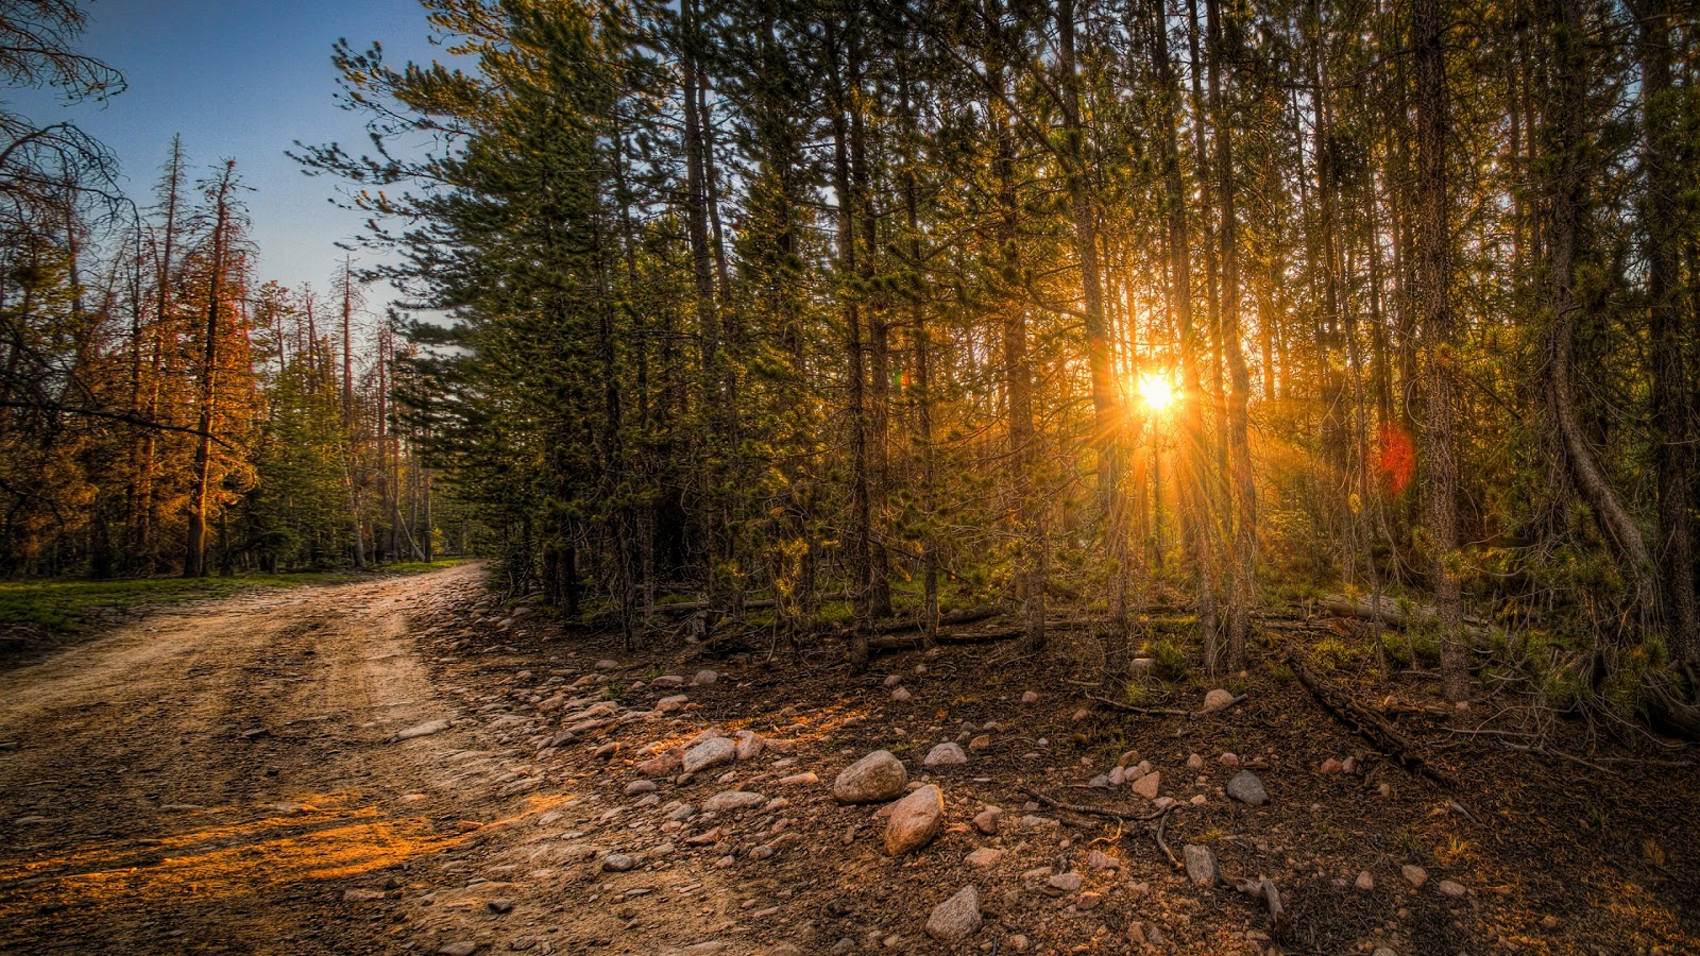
[{"x1": 2, "y1": 563, "x2": 1697, "y2": 954}]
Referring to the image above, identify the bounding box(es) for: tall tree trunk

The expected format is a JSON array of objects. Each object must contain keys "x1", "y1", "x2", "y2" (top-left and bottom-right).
[
  {"x1": 1412, "y1": 0, "x2": 1468, "y2": 701},
  {"x1": 988, "y1": 0, "x2": 1046, "y2": 655},
  {"x1": 185, "y1": 162, "x2": 237, "y2": 578},
  {"x1": 1537, "y1": 0, "x2": 1660, "y2": 643},
  {"x1": 1057, "y1": 0, "x2": 1130, "y2": 673},
  {"x1": 1632, "y1": 0, "x2": 1697, "y2": 670},
  {"x1": 1145, "y1": 0, "x2": 1220, "y2": 664},
  {"x1": 826, "y1": 14, "x2": 875, "y2": 669},
  {"x1": 897, "y1": 45, "x2": 939, "y2": 646},
  {"x1": 1206, "y1": 0, "x2": 1254, "y2": 673}
]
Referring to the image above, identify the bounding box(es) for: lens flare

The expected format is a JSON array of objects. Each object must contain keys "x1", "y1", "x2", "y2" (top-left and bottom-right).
[{"x1": 1137, "y1": 372, "x2": 1176, "y2": 414}]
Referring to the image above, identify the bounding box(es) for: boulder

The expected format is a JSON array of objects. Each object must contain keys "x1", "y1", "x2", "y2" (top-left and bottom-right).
[{"x1": 833, "y1": 750, "x2": 908, "y2": 804}]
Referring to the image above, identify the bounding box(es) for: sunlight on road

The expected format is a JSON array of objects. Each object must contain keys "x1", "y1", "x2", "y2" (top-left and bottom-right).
[{"x1": 0, "y1": 791, "x2": 567, "y2": 920}]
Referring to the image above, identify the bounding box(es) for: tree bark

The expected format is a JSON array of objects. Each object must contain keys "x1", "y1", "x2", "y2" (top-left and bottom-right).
[{"x1": 1412, "y1": 0, "x2": 1469, "y2": 701}]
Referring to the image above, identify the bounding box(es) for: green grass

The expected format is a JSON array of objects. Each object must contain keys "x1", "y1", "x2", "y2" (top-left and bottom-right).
[{"x1": 0, "y1": 559, "x2": 471, "y2": 638}]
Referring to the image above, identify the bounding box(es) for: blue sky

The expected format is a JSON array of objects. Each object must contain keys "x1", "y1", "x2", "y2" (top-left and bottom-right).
[{"x1": 17, "y1": 0, "x2": 445, "y2": 313}]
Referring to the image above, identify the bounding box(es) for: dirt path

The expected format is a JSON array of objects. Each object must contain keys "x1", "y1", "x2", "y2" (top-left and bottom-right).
[{"x1": 0, "y1": 564, "x2": 661, "y2": 955}]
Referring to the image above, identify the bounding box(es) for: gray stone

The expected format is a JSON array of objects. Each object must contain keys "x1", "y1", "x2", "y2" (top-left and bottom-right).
[
  {"x1": 1183, "y1": 844, "x2": 1217, "y2": 885},
  {"x1": 703, "y1": 790, "x2": 765, "y2": 812},
  {"x1": 682, "y1": 736, "x2": 736, "y2": 774},
  {"x1": 1226, "y1": 770, "x2": 1268, "y2": 806},
  {"x1": 924, "y1": 886, "x2": 981, "y2": 943}
]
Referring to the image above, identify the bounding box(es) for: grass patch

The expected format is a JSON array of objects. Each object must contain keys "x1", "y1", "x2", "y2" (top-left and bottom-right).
[{"x1": 0, "y1": 559, "x2": 470, "y2": 639}]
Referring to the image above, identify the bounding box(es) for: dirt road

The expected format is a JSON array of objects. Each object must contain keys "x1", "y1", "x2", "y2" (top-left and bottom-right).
[{"x1": 0, "y1": 564, "x2": 576, "y2": 954}]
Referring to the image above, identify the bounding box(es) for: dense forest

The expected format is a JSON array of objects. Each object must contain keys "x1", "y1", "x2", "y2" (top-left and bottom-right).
[
  {"x1": 0, "y1": 3, "x2": 449, "y2": 578},
  {"x1": 7, "y1": 0, "x2": 1700, "y2": 733}
]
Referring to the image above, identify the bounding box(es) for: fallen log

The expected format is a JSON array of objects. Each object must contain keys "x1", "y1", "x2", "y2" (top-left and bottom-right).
[
  {"x1": 865, "y1": 617, "x2": 1096, "y2": 653},
  {"x1": 1286, "y1": 652, "x2": 1455, "y2": 787},
  {"x1": 1315, "y1": 594, "x2": 1491, "y2": 635}
]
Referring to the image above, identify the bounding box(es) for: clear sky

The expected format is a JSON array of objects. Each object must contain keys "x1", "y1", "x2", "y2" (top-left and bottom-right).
[{"x1": 18, "y1": 0, "x2": 445, "y2": 313}]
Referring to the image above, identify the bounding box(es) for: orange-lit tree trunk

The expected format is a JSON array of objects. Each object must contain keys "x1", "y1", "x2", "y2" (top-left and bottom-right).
[{"x1": 184, "y1": 161, "x2": 237, "y2": 578}]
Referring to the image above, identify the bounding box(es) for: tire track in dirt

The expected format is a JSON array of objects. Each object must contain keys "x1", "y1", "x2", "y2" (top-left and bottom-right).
[{"x1": 0, "y1": 564, "x2": 589, "y2": 954}]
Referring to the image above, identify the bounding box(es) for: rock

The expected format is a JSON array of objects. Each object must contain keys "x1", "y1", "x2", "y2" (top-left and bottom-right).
[
  {"x1": 1401, "y1": 864, "x2": 1428, "y2": 888},
  {"x1": 1319, "y1": 757, "x2": 1343, "y2": 775},
  {"x1": 883, "y1": 784, "x2": 945, "y2": 855},
  {"x1": 703, "y1": 790, "x2": 765, "y2": 812},
  {"x1": 691, "y1": 669, "x2": 719, "y2": 686},
  {"x1": 883, "y1": 674, "x2": 902, "y2": 688},
  {"x1": 1183, "y1": 844, "x2": 1217, "y2": 885},
  {"x1": 923, "y1": 742, "x2": 968, "y2": 767},
  {"x1": 603, "y1": 853, "x2": 637, "y2": 872},
  {"x1": 777, "y1": 771, "x2": 819, "y2": 786},
  {"x1": 1005, "y1": 934, "x2": 1029, "y2": 952},
  {"x1": 682, "y1": 737, "x2": 736, "y2": 774},
  {"x1": 1201, "y1": 688, "x2": 1236, "y2": 712},
  {"x1": 1226, "y1": 770, "x2": 1268, "y2": 806},
  {"x1": 733, "y1": 731, "x2": 765, "y2": 761},
  {"x1": 487, "y1": 898, "x2": 513, "y2": 914},
  {"x1": 972, "y1": 806, "x2": 1002, "y2": 835},
  {"x1": 392, "y1": 718, "x2": 451, "y2": 742},
  {"x1": 1131, "y1": 770, "x2": 1161, "y2": 800},
  {"x1": 1108, "y1": 765, "x2": 1126, "y2": 786},
  {"x1": 965, "y1": 847, "x2": 1005, "y2": 868},
  {"x1": 625, "y1": 780, "x2": 658, "y2": 795},
  {"x1": 652, "y1": 675, "x2": 686, "y2": 687},
  {"x1": 968, "y1": 734, "x2": 992, "y2": 752},
  {"x1": 1355, "y1": 870, "x2": 1375, "y2": 892},
  {"x1": 438, "y1": 944, "x2": 478, "y2": 956},
  {"x1": 343, "y1": 888, "x2": 385, "y2": 902},
  {"x1": 636, "y1": 752, "x2": 681, "y2": 776},
  {"x1": 1218, "y1": 752, "x2": 1240, "y2": 767},
  {"x1": 833, "y1": 750, "x2": 908, "y2": 804},
  {"x1": 1046, "y1": 871, "x2": 1083, "y2": 894},
  {"x1": 1071, "y1": 707, "x2": 1090, "y2": 721},
  {"x1": 1437, "y1": 879, "x2": 1467, "y2": 899},
  {"x1": 595, "y1": 658, "x2": 620, "y2": 670},
  {"x1": 1020, "y1": 690, "x2": 1040, "y2": 704},
  {"x1": 1186, "y1": 753, "x2": 1204, "y2": 769},
  {"x1": 924, "y1": 886, "x2": 981, "y2": 943},
  {"x1": 890, "y1": 687, "x2": 913, "y2": 703},
  {"x1": 655, "y1": 694, "x2": 690, "y2": 714},
  {"x1": 1086, "y1": 849, "x2": 1120, "y2": 871}
]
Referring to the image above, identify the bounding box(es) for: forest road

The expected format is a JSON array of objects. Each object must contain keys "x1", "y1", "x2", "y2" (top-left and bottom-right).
[{"x1": 0, "y1": 562, "x2": 558, "y2": 954}]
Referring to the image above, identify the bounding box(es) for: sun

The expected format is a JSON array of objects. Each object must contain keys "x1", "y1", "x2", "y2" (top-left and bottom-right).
[{"x1": 1137, "y1": 372, "x2": 1176, "y2": 414}]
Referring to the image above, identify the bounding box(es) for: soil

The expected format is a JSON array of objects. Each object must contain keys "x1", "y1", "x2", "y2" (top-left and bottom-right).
[{"x1": 2, "y1": 563, "x2": 1696, "y2": 954}]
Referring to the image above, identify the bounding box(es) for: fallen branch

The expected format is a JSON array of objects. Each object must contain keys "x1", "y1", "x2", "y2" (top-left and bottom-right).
[{"x1": 1287, "y1": 652, "x2": 1455, "y2": 787}]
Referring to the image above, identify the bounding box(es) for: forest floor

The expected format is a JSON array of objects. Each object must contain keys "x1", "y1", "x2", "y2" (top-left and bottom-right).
[{"x1": 1, "y1": 563, "x2": 1697, "y2": 955}]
